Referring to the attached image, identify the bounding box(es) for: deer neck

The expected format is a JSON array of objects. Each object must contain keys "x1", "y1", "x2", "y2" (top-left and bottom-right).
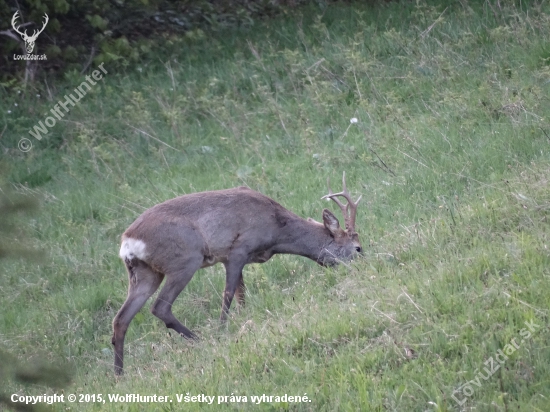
[{"x1": 274, "y1": 216, "x2": 330, "y2": 263}]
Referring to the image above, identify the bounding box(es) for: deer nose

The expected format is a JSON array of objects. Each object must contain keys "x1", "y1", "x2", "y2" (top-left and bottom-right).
[{"x1": 355, "y1": 246, "x2": 362, "y2": 253}]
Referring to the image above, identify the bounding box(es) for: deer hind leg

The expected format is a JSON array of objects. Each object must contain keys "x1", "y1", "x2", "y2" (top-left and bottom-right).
[
  {"x1": 112, "y1": 259, "x2": 163, "y2": 375},
  {"x1": 220, "y1": 260, "x2": 247, "y2": 322},
  {"x1": 150, "y1": 254, "x2": 203, "y2": 340},
  {"x1": 234, "y1": 272, "x2": 246, "y2": 308}
]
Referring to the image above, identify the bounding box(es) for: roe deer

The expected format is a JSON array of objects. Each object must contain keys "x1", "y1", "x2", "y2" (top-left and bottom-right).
[{"x1": 112, "y1": 172, "x2": 362, "y2": 375}]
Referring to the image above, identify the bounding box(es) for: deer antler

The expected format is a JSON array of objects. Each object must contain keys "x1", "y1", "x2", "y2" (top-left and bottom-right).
[
  {"x1": 11, "y1": 11, "x2": 25, "y2": 37},
  {"x1": 321, "y1": 171, "x2": 362, "y2": 233}
]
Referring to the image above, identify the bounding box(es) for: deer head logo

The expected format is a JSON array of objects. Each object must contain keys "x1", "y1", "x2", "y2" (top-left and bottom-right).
[{"x1": 11, "y1": 11, "x2": 49, "y2": 54}]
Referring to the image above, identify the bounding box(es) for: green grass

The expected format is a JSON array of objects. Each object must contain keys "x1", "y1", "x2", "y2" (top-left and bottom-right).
[{"x1": 1, "y1": 0, "x2": 550, "y2": 410}]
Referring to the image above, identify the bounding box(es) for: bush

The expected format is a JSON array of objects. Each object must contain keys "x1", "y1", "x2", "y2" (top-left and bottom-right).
[{"x1": 0, "y1": 0, "x2": 325, "y2": 84}]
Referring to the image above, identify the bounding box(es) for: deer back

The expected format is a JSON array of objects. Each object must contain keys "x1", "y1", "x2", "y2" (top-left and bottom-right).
[{"x1": 120, "y1": 183, "x2": 362, "y2": 271}]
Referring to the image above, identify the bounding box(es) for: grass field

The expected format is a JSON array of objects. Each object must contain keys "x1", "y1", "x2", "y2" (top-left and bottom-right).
[{"x1": 1, "y1": 0, "x2": 550, "y2": 410}]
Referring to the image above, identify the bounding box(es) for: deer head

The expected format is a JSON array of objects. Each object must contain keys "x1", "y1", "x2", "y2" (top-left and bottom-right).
[
  {"x1": 316, "y1": 171, "x2": 363, "y2": 266},
  {"x1": 12, "y1": 11, "x2": 49, "y2": 54}
]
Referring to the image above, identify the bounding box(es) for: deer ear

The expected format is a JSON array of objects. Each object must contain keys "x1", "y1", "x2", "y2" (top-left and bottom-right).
[{"x1": 322, "y1": 209, "x2": 340, "y2": 235}]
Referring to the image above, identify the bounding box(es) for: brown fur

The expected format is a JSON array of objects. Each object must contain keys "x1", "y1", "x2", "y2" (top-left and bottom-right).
[{"x1": 112, "y1": 185, "x2": 362, "y2": 375}]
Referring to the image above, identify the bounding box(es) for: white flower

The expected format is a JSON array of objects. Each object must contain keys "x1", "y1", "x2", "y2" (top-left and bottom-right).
[
  {"x1": 36, "y1": 94, "x2": 41, "y2": 98},
  {"x1": 7, "y1": 110, "x2": 11, "y2": 114},
  {"x1": 350, "y1": 117, "x2": 358, "y2": 124},
  {"x1": 14, "y1": 103, "x2": 18, "y2": 106},
  {"x1": 137, "y1": 67, "x2": 142, "y2": 72}
]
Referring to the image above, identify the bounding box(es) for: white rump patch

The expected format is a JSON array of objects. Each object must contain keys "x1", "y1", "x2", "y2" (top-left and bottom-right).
[{"x1": 119, "y1": 237, "x2": 147, "y2": 261}]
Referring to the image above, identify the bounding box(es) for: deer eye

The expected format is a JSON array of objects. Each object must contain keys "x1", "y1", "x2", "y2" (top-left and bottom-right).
[{"x1": 355, "y1": 247, "x2": 362, "y2": 253}]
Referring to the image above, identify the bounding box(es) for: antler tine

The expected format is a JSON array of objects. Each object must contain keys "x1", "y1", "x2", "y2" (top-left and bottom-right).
[{"x1": 341, "y1": 170, "x2": 347, "y2": 194}]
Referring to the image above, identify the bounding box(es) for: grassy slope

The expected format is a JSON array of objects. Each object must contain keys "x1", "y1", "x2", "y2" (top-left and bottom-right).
[{"x1": 1, "y1": 0, "x2": 550, "y2": 410}]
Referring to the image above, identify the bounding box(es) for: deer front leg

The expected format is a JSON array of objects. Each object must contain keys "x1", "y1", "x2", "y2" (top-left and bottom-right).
[{"x1": 220, "y1": 261, "x2": 246, "y2": 322}]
